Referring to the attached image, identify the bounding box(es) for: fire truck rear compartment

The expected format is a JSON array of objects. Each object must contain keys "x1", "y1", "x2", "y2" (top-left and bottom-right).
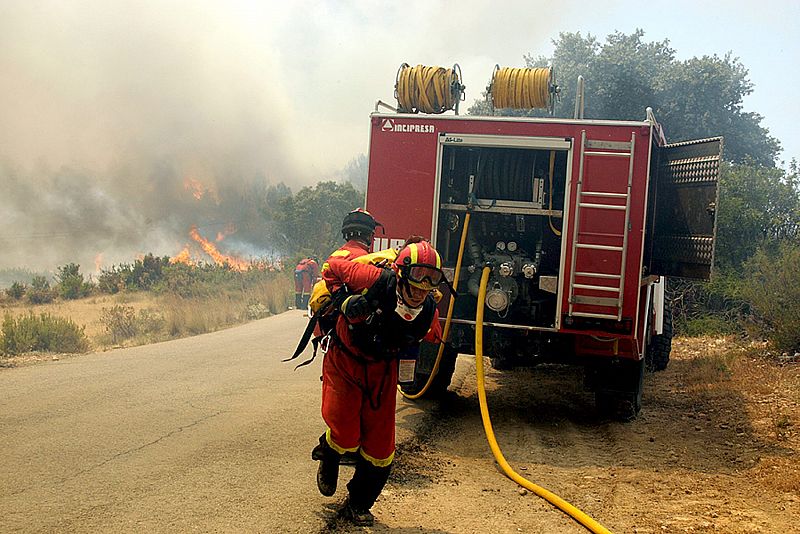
[{"x1": 434, "y1": 143, "x2": 569, "y2": 362}]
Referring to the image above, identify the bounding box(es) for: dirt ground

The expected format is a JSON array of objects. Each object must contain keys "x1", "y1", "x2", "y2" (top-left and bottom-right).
[{"x1": 323, "y1": 336, "x2": 799, "y2": 533}]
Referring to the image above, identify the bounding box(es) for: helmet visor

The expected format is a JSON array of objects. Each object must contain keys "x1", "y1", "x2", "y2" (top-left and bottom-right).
[{"x1": 406, "y1": 263, "x2": 446, "y2": 290}]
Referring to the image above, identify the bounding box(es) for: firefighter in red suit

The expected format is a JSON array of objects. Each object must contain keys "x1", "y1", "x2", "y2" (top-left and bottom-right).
[
  {"x1": 314, "y1": 208, "x2": 381, "y2": 338},
  {"x1": 293, "y1": 257, "x2": 319, "y2": 309},
  {"x1": 311, "y1": 238, "x2": 447, "y2": 526},
  {"x1": 323, "y1": 208, "x2": 381, "y2": 271}
]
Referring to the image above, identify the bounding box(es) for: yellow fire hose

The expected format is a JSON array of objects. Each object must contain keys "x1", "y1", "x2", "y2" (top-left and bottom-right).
[
  {"x1": 399, "y1": 212, "x2": 471, "y2": 399},
  {"x1": 396, "y1": 212, "x2": 611, "y2": 532},
  {"x1": 475, "y1": 266, "x2": 613, "y2": 534}
]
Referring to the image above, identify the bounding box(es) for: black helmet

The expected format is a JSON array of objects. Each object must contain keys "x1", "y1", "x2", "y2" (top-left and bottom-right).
[{"x1": 342, "y1": 208, "x2": 380, "y2": 243}]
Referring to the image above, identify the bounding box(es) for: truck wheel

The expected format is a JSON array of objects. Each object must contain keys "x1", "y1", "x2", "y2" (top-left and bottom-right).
[
  {"x1": 594, "y1": 359, "x2": 644, "y2": 421},
  {"x1": 646, "y1": 302, "x2": 672, "y2": 372},
  {"x1": 402, "y1": 342, "x2": 458, "y2": 398}
]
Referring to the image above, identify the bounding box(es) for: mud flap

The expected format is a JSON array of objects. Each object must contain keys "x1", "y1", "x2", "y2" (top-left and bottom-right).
[
  {"x1": 588, "y1": 358, "x2": 644, "y2": 421},
  {"x1": 402, "y1": 341, "x2": 458, "y2": 397}
]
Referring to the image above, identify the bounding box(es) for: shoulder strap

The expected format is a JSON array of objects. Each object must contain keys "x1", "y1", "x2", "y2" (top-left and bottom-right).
[{"x1": 283, "y1": 286, "x2": 349, "y2": 366}]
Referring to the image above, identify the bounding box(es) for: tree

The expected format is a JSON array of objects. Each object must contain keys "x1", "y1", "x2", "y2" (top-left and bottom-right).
[
  {"x1": 27, "y1": 275, "x2": 54, "y2": 304},
  {"x1": 123, "y1": 254, "x2": 170, "y2": 290},
  {"x1": 468, "y1": 30, "x2": 781, "y2": 166},
  {"x1": 5, "y1": 281, "x2": 26, "y2": 300},
  {"x1": 716, "y1": 162, "x2": 800, "y2": 270},
  {"x1": 261, "y1": 181, "x2": 364, "y2": 258},
  {"x1": 55, "y1": 263, "x2": 92, "y2": 300}
]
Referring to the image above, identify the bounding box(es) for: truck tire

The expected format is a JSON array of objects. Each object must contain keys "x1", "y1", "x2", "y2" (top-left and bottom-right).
[
  {"x1": 594, "y1": 358, "x2": 644, "y2": 421},
  {"x1": 646, "y1": 302, "x2": 672, "y2": 372},
  {"x1": 401, "y1": 342, "x2": 458, "y2": 398}
]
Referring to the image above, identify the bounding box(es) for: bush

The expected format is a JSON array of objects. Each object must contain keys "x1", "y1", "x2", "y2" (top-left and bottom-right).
[
  {"x1": 27, "y1": 275, "x2": 55, "y2": 304},
  {"x1": 669, "y1": 273, "x2": 748, "y2": 336},
  {"x1": 741, "y1": 243, "x2": 800, "y2": 352},
  {"x1": 97, "y1": 267, "x2": 124, "y2": 294},
  {"x1": 5, "y1": 281, "x2": 27, "y2": 300},
  {"x1": 124, "y1": 254, "x2": 170, "y2": 290},
  {"x1": 1, "y1": 312, "x2": 89, "y2": 355},
  {"x1": 55, "y1": 263, "x2": 93, "y2": 300},
  {"x1": 99, "y1": 305, "x2": 165, "y2": 344}
]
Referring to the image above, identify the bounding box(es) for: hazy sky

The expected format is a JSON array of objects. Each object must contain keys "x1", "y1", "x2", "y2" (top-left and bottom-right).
[{"x1": 1, "y1": 0, "x2": 797, "y2": 271}]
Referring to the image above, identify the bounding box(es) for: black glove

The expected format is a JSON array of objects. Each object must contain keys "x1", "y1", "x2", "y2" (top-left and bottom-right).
[{"x1": 341, "y1": 294, "x2": 372, "y2": 320}]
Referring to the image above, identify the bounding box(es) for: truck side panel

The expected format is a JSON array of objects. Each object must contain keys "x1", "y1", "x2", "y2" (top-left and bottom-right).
[{"x1": 366, "y1": 115, "x2": 653, "y2": 360}]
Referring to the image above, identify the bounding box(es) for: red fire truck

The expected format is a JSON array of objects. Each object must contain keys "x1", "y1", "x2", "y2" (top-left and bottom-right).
[{"x1": 365, "y1": 105, "x2": 722, "y2": 419}]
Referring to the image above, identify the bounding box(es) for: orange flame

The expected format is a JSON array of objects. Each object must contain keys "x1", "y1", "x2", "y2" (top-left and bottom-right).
[
  {"x1": 189, "y1": 225, "x2": 249, "y2": 271},
  {"x1": 184, "y1": 177, "x2": 205, "y2": 200},
  {"x1": 170, "y1": 246, "x2": 193, "y2": 266},
  {"x1": 94, "y1": 253, "x2": 104, "y2": 273},
  {"x1": 216, "y1": 222, "x2": 237, "y2": 242}
]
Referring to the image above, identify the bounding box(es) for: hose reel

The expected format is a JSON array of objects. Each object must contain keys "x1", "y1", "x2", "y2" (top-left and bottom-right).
[
  {"x1": 395, "y1": 63, "x2": 465, "y2": 114},
  {"x1": 488, "y1": 65, "x2": 559, "y2": 114}
]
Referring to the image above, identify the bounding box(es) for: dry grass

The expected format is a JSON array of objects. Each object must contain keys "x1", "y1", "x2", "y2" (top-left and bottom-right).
[
  {"x1": 1, "y1": 292, "x2": 155, "y2": 340},
  {"x1": 673, "y1": 335, "x2": 800, "y2": 494},
  {"x1": 1, "y1": 276, "x2": 294, "y2": 355}
]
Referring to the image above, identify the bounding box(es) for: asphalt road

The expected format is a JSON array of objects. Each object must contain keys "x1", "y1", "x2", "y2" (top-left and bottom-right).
[{"x1": 0, "y1": 310, "x2": 337, "y2": 533}]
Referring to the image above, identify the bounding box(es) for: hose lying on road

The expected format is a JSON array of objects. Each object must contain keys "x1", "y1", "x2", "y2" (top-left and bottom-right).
[{"x1": 474, "y1": 266, "x2": 613, "y2": 534}]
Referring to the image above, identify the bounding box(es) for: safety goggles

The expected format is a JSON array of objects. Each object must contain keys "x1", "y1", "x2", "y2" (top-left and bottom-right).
[
  {"x1": 402, "y1": 263, "x2": 457, "y2": 297},
  {"x1": 406, "y1": 264, "x2": 445, "y2": 288}
]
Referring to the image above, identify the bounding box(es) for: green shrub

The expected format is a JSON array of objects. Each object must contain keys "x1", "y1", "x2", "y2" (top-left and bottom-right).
[
  {"x1": 55, "y1": 263, "x2": 93, "y2": 300},
  {"x1": 27, "y1": 275, "x2": 55, "y2": 304},
  {"x1": 1, "y1": 312, "x2": 89, "y2": 355},
  {"x1": 741, "y1": 243, "x2": 800, "y2": 352},
  {"x1": 124, "y1": 254, "x2": 170, "y2": 290},
  {"x1": 97, "y1": 267, "x2": 124, "y2": 294},
  {"x1": 669, "y1": 273, "x2": 748, "y2": 336},
  {"x1": 681, "y1": 316, "x2": 738, "y2": 337},
  {"x1": 5, "y1": 281, "x2": 27, "y2": 300}
]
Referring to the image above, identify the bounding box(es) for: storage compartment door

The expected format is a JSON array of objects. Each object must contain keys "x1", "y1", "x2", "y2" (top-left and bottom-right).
[{"x1": 650, "y1": 137, "x2": 723, "y2": 280}]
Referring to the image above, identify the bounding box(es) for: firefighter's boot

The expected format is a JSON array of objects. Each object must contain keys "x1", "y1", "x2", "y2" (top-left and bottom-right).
[
  {"x1": 341, "y1": 455, "x2": 391, "y2": 525},
  {"x1": 311, "y1": 433, "x2": 341, "y2": 497},
  {"x1": 294, "y1": 293, "x2": 303, "y2": 309},
  {"x1": 338, "y1": 496, "x2": 375, "y2": 527}
]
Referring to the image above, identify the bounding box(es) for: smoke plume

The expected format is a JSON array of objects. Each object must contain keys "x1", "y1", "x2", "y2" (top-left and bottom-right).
[{"x1": 0, "y1": 2, "x2": 305, "y2": 272}]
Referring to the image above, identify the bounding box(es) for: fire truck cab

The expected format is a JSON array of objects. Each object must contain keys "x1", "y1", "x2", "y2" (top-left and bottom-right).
[{"x1": 365, "y1": 108, "x2": 722, "y2": 419}]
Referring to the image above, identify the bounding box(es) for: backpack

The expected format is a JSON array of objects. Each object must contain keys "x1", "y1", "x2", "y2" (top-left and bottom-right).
[
  {"x1": 284, "y1": 248, "x2": 398, "y2": 369},
  {"x1": 307, "y1": 247, "x2": 398, "y2": 317}
]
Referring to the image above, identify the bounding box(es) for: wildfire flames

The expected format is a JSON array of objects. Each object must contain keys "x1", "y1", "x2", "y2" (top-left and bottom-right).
[
  {"x1": 183, "y1": 176, "x2": 220, "y2": 203},
  {"x1": 216, "y1": 222, "x2": 237, "y2": 242},
  {"x1": 170, "y1": 246, "x2": 193, "y2": 266},
  {"x1": 169, "y1": 177, "x2": 260, "y2": 271},
  {"x1": 170, "y1": 225, "x2": 252, "y2": 271},
  {"x1": 189, "y1": 225, "x2": 250, "y2": 270},
  {"x1": 183, "y1": 177, "x2": 205, "y2": 200}
]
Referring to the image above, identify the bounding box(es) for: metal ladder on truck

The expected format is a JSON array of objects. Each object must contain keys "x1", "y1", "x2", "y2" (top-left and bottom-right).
[{"x1": 567, "y1": 130, "x2": 636, "y2": 321}]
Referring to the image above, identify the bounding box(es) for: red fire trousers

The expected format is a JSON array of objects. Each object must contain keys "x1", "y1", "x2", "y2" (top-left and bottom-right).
[{"x1": 321, "y1": 344, "x2": 398, "y2": 467}]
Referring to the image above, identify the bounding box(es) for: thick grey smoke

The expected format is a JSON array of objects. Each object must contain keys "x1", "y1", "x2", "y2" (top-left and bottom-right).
[{"x1": 0, "y1": 2, "x2": 305, "y2": 272}]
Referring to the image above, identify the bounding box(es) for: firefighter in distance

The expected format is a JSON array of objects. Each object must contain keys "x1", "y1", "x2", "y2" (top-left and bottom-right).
[{"x1": 293, "y1": 257, "x2": 319, "y2": 309}]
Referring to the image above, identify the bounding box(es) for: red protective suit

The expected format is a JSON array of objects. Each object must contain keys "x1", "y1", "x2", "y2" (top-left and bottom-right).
[
  {"x1": 313, "y1": 239, "x2": 371, "y2": 336},
  {"x1": 321, "y1": 239, "x2": 370, "y2": 272},
  {"x1": 294, "y1": 258, "x2": 319, "y2": 308},
  {"x1": 320, "y1": 258, "x2": 441, "y2": 465}
]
